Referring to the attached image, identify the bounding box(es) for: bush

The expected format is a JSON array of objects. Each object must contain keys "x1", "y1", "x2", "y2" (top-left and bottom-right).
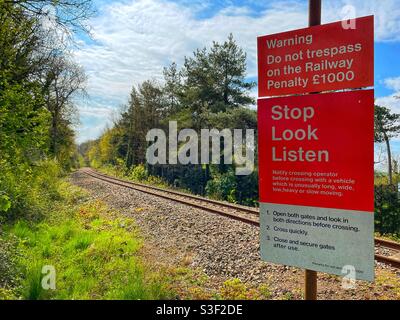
[
  {"x1": 0, "y1": 194, "x2": 11, "y2": 213},
  {"x1": 205, "y1": 169, "x2": 237, "y2": 202},
  {"x1": 375, "y1": 185, "x2": 400, "y2": 235},
  {"x1": 129, "y1": 164, "x2": 148, "y2": 182},
  {"x1": 0, "y1": 160, "x2": 61, "y2": 222},
  {"x1": 0, "y1": 235, "x2": 22, "y2": 297}
]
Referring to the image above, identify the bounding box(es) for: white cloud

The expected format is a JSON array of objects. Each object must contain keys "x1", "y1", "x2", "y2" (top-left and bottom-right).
[
  {"x1": 74, "y1": 97, "x2": 121, "y2": 143},
  {"x1": 79, "y1": 106, "x2": 114, "y2": 118},
  {"x1": 384, "y1": 77, "x2": 400, "y2": 92},
  {"x1": 324, "y1": 0, "x2": 400, "y2": 42},
  {"x1": 77, "y1": 122, "x2": 110, "y2": 144},
  {"x1": 74, "y1": 0, "x2": 400, "y2": 143},
  {"x1": 374, "y1": 80, "x2": 400, "y2": 168},
  {"x1": 377, "y1": 76, "x2": 400, "y2": 114},
  {"x1": 375, "y1": 77, "x2": 400, "y2": 157},
  {"x1": 219, "y1": 6, "x2": 252, "y2": 17},
  {"x1": 376, "y1": 94, "x2": 400, "y2": 113}
]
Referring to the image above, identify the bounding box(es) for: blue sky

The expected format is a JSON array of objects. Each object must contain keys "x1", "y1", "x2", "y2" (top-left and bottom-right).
[{"x1": 72, "y1": 0, "x2": 400, "y2": 167}]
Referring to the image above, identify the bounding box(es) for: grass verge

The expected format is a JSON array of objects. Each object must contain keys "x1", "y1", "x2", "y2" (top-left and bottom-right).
[{"x1": 1, "y1": 180, "x2": 175, "y2": 300}]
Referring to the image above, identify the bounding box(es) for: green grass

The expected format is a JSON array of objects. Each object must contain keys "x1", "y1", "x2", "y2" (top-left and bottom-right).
[{"x1": 3, "y1": 182, "x2": 175, "y2": 300}]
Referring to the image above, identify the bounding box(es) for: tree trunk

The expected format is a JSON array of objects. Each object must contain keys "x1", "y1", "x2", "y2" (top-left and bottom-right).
[
  {"x1": 384, "y1": 132, "x2": 393, "y2": 185},
  {"x1": 51, "y1": 108, "x2": 59, "y2": 156}
]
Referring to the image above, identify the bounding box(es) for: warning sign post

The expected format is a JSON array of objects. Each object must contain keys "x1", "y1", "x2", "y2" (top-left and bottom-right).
[
  {"x1": 257, "y1": 0, "x2": 375, "y2": 296},
  {"x1": 257, "y1": 0, "x2": 374, "y2": 300}
]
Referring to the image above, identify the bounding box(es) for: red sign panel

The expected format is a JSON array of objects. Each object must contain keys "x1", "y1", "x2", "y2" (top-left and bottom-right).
[
  {"x1": 258, "y1": 90, "x2": 374, "y2": 212},
  {"x1": 257, "y1": 16, "x2": 374, "y2": 97}
]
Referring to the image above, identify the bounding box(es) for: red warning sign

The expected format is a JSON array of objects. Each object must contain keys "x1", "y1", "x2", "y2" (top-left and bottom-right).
[
  {"x1": 257, "y1": 16, "x2": 374, "y2": 97},
  {"x1": 258, "y1": 89, "x2": 374, "y2": 212}
]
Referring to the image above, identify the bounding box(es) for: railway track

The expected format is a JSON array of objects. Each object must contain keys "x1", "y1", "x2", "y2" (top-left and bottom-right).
[
  {"x1": 82, "y1": 168, "x2": 400, "y2": 269},
  {"x1": 375, "y1": 238, "x2": 400, "y2": 269},
  {"x1": 82, "y1": 168, "x2": 259, "y2": 226}
]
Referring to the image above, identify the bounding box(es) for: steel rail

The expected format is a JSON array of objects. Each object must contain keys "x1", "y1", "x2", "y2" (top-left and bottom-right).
[
  {"x1": 82, "y1": 169, "x2": 259, "y2": 227},
  {"x1": 81, "y1": 168, "x2": 400, "y2": 269},
  {"x1": 88, "y1": 169, "x2": 259, "y2": 215},
  {"x1": 375, "y1": 238, "x2": 400, "y2": 268},
  {"x1": 375, "y1": 254, "x2": 400, "y2": 269},
  {"x1": 375, "y1": 238, "x2": 400, "y2": 251}
]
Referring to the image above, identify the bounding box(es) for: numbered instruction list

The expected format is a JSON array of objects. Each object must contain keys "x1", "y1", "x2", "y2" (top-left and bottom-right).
[{"x1": 260, "y1": 203, "x2": 374, "y2": 281}]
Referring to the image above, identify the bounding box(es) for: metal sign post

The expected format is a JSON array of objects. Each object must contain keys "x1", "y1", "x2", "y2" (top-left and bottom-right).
[
  {"x1": 305, "y1": 269, "x2": 317, "y2": 300},
  {"x1": 309, "y1": 0, "x2": 321, "y2": 27},
  {"x1": 304, "y1": 0, "x2": 321, "y2": 301}
]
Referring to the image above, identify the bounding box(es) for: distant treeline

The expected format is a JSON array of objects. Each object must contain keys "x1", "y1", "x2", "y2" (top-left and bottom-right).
[{"x1": 80, "y1": 35, "x2": 259, "y2": 206}]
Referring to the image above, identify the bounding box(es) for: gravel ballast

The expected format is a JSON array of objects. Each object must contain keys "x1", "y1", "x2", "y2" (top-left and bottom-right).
[{"x1": 70, "y1": 169, "x2": 400, "y2": 300}]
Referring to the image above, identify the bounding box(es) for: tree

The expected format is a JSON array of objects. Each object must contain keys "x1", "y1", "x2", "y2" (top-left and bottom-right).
[
  {"x1": 41, "y1": 56, "x2": 86, "y2": 157},
  {"x1": 6, "y1": 0, "x2": 94, "y2": 35},
  {"x1": 375, "y1": 105, "x2": 400, "y2": 185},
  {"x1": 181, "y1": 34, "x2": 255, "y2": 116},
  {"x1": 0, "y1": 0, "x2": 92, "y2": 217},
  {"x1": 163, "y1": 62, "x2": 182, "y2": 114},
  {"x1": 1, "y1": 0, "x2": 90, "y2": 166},
  {"x1": 208, "y1": 34, "x2": 255, "y2": 109},
  {"x1": 97, "y1": 127, "x2": 122, "y2": 165},
  {"x1": 0, "y1": 1, "x2": 51, "y2": 164},
  {"x1": 118, "y1": 81, "x2": 165, "y2": 167}
]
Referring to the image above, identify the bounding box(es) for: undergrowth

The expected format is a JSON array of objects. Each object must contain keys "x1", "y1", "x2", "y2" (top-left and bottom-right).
[{"x1": 1, "y1": 181, "x2": 175, "y2": 300}]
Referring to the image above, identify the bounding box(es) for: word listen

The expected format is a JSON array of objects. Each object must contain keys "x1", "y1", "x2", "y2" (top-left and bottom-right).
[{"x1": 271, "y1": 105, "x2": 329, "y2": 162}]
